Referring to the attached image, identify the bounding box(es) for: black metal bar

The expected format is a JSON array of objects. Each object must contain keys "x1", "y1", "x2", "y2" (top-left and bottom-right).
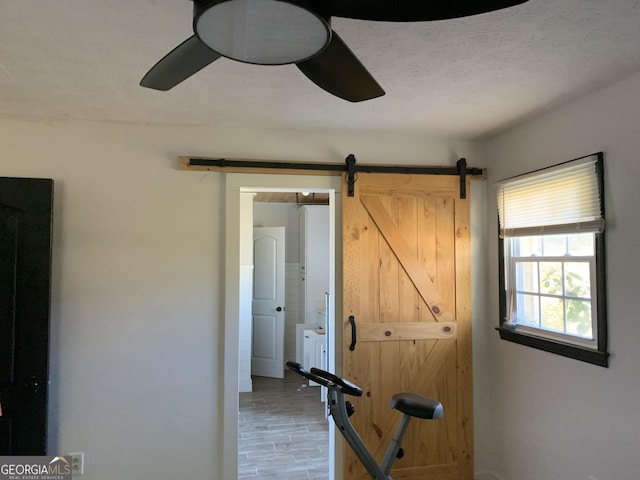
[
  {"x1": 350, "y1": 163, "x2": 482, "y2": 176},
  {"x1": 188, "y1": 156, "x2": 484, "y2": 176},
  {"x1": 189, "y1": 157, "x2": 343, "y2": 172},
  {"x1": 346, "y1": 154, "x2": 357, "y2": 197},
  {"x1": 457, "y1": 157, "x2": 467, "y2": 199}
]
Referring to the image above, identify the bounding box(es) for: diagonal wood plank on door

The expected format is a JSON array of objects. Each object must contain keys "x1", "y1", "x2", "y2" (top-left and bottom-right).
[
  {"x1": 361, "y1": 195, "x2": 454, "y2": 322},
  {"x1": 346, "y1": 337, "x2": 457, "y2": 479},
  {"x1": 370, "y1": 338, "x2": 456, "y2": 460}
]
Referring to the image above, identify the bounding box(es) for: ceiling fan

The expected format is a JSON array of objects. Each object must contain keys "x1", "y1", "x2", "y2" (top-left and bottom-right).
[{"x1": 140, "y1": 0, "x2": 529, "y2": 102}]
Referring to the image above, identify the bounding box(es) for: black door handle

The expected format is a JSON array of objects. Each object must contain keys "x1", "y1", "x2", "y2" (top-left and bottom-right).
[
  {"x1": 276, "y1": 306, "x2": 283, "y2": 312},
  {"x1": 348, "y1": 316, "x2": 357, "y2": 351}
]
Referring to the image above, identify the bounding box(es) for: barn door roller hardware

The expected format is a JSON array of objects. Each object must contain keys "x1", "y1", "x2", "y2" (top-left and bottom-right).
[
  {"x1": 344, "y1": 155, "x2": 479, "y2": 199},
  {"x1": 183, "y1": 155, "x2": 484, "y2": 199}
]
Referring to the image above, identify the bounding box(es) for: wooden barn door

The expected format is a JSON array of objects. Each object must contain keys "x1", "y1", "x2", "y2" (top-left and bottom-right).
[{"x1": 342, "y1": 173, "x2": 473, "y2": 479}]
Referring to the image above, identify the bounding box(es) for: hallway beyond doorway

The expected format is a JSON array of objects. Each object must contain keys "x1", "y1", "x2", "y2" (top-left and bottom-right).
[{"x1": 238, "y1": 372, "x2": 329, "y2": 479}]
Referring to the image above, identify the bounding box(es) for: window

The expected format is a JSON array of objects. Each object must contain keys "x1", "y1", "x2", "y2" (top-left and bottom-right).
[{"x1": 496, "y1": 153, "x2": 608, "y2": 367}]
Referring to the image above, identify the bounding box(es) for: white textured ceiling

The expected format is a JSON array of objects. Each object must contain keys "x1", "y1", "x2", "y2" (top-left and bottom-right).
[{"x1": 2, "y1": 0, "x2": 640, "y2": 139}]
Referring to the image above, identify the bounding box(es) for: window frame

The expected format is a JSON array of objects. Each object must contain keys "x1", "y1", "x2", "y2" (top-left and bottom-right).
[{"x1": 496, "y1": 153, "x2": 609, "y2": 367}]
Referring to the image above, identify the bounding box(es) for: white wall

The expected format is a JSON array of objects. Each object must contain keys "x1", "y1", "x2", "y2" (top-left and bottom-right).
[
  {"x1": 0, "y1": 117, "x2": 488, "y2": 479},
  {"x1": 483, "y1": 70, "x2": 640, "y2": 480},
  {"x1": 253, "y1": 202, "x2": 301, "y2": 263},
  {"x1": 1, "y1": 119, "x2": 222, "y2": 479}
]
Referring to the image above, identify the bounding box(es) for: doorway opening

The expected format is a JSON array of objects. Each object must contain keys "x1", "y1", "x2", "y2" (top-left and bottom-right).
[{"x1": 222, "y1": 173, "x2": 342, "y2": 480}]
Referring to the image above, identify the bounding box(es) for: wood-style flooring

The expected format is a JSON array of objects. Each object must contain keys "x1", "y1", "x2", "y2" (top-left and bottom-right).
[{"x1": 238, "y1": 372, "x2": 329, "y2": 479}]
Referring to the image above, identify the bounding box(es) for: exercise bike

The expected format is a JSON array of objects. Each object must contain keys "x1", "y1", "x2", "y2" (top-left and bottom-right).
[{"x1": 285, "y1": 361, "x2": 443, "y2": 480}]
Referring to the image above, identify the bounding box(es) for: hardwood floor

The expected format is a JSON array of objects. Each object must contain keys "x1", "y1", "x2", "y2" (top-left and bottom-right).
[{"x1": 238, "y1": 372, "x2": 330, "y2": 479}]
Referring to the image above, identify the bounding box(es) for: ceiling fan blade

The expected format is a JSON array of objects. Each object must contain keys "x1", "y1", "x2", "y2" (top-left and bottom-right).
[
  {"x1": 328, "y1": 0, "x2": 529, "y2": 22},
  {"x1": 140, "y1": 35, "x2": 221, "y2": 91},
  {"x1": 296, "y1": 31, "x2": 384, "y2": 102}
]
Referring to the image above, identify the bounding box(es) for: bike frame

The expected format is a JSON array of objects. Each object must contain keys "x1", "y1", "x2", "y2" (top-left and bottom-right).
[
  {"x1": 328, "y1": 387, "x2": 413, "y2": 479},
  {"x1": 286, "y1": 361, "x2": 441, "y2": 480}
]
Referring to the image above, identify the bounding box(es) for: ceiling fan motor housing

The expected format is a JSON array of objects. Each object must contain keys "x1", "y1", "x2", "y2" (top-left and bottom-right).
[{"x1": 193, "y1": 0, "x2": 332, "y2": 65}]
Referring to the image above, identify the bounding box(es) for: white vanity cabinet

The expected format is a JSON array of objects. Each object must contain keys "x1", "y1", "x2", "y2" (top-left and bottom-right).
[{"x1": 303, "y1": 329, "x2": 327, "y2": 401}]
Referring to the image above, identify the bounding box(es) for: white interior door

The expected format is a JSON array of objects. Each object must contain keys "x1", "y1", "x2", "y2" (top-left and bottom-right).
[{"x1": 252, "y1": 227, "x2": 285, "y2": 378}]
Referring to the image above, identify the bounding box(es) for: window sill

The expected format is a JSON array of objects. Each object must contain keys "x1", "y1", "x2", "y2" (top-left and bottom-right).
[{"x1": 496, "y1": 326, "x2": 609, "y2": 367}]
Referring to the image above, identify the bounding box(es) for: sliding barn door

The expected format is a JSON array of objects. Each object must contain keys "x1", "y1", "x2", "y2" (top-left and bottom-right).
[{"x1": 342, "y1": 173, "x2": 473, "y2": 479}]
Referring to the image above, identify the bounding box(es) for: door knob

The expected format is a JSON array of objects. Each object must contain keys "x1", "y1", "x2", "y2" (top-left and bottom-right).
[
  {"x1": 23, "y1": 376, "x2": 43, "y2": 394},
  {"x1": 276, "y1": 306, "x2": 283, "y2": 312}
]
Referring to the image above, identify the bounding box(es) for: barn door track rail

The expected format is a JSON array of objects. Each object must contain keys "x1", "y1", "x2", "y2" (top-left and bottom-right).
[{"x1": 179, "y1": 154, "x2": 485, "y2": 199}]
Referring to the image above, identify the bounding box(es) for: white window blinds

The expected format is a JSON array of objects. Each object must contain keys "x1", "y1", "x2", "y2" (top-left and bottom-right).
[{"x1": 496, "y1": 154, "x2": 604, "y2": 237}]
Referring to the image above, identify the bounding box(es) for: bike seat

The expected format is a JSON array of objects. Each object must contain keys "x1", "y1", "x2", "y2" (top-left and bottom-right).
[{"x1": 390, "y1": 392, "x2": 443, "y2": 420}]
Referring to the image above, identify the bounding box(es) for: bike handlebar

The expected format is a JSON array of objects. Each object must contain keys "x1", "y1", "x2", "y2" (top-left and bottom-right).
[{"x1": 285, "y1": 361, "x2": 363, "y2": 397}]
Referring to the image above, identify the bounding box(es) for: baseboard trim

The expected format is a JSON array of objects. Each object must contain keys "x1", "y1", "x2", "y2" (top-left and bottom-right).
[{"x1": 238, "y1": 378, "x2": 253, "y2": 393}]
